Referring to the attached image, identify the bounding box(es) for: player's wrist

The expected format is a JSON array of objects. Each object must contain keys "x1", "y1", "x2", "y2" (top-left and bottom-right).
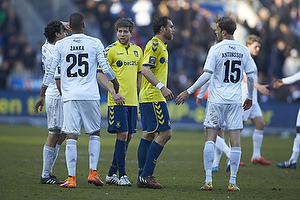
[
  {"x1": 156, "y1": 82, "x2": 164, "y2": 90},
  {"x1": 187, "y1": 88, "x2": 193, "y2": 95}
]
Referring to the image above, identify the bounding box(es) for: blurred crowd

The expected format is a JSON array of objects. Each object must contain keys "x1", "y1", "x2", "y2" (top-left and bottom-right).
[{"x1": 1, "y1": 0, "x2": 300, "y2": 103}]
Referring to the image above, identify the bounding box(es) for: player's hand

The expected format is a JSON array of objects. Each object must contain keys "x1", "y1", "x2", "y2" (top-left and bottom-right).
[
  {"x1": 61, "y1": 21, "x2": 71, "y2": 32},
  {"x1": 161, "y1": 87, "x2": 174, "y2": 101},
  {"x1": 196, "y1": 98, "x2": 203, "y2": 107},
  {"x1": 112, "y1": 93, "x2": 125, "y2": 105},
  {"x1": 243, "y1": 98, "x2": 252, "y2": 111},
  {"x1": 257, "y1": 84, "x2": 270, "y2": 95},
  {"x1": 273, "y1": 79, "x2": 283, "y2": 89},
  {"x1": 34, "y1": 97, "x2": 45, "y2": 114},
  {"x1": 175, "y1": 90, "x2": 190, "y2": 105}
]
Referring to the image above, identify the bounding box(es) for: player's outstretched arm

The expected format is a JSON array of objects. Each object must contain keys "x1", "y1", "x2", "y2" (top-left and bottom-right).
[
  {"x1": 175, "y1": 90, "x2": 190, "y2": 105},
  {"x1": 273, "y1": 79, "x2": 283, "y2": 89},
  {"x1": 97, "y1": 72, "x2": 125, "y2": 105},
  {"x1": 256, "y1": 83, "x2": 270, "y2": 95},
  {"x1": 110, "y1": 78, "x2": 119, "y2": 94}
]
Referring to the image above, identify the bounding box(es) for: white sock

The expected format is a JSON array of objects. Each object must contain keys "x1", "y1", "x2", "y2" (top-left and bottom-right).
[
  {"x1": 216, "y1": 135, "x2": 231, "y2": 158},
  {"x1": 203, "y1": 141, "x2": 214, "y2": 183},
  {"x1": 252, "y1": 129, "x2": 263, "y2": 159},
  {"x1": 66, "y1": 139, "x2": 77, "y2": 176},
  {"x1": 290, "y1": 133, "x2": 300, "y2": 163},
  {"x1": 50, "y1": 144, "x2": 61, "y2": 174},
  {"x1": 89, "y1": 135, "x2": 100, "y2": 170},
  {"x1": 42, "y1": 145, "x2": 55, "y2": 178},
  {"x1": 229, "y1": 147, "x2": 241, "y2": 185},
  {"x1": 212, "y1": 146, "x2": 222, "y2": 168}
]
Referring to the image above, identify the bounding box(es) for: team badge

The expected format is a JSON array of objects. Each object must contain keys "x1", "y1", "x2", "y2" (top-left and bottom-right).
[
  {"x1": 116, "y1": 60, "x2": 123, "y2": 67},
  {"x1": 134, "y1": 51, "x2": 139, "y2": 57},
  {"x1": 149, "y1": 56, "x2": 156, "y2": 64}
]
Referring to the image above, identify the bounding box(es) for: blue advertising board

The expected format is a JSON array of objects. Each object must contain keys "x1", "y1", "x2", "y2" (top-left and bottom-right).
[{"x1": 0, "y1": 90, "x2": 299, "y2": 134}]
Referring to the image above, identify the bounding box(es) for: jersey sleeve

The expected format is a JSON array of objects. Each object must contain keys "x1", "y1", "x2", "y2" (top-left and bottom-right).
[
  {"x1": 96, "y1": 40, "x2": 115, "y2": 81},
  {"x1": 42, "y1": 43, "x2": 61, "y2": 87},
  {"x1": 142, "y1": 39, "x2": 159, "y2": 68},
  {"x1": 282, "y1": 70, "x2": 300, "y2": 84}
]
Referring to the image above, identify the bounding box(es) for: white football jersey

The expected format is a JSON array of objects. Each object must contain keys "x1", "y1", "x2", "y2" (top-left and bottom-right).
[
  {"x1": 241, "y1": 58, "x2": 258, "y2": 104},
  {"x1": 204, "y1": 39, "x2": 254, "y2": 104},
  {"x1": 41, "y1": 42, "x2": 61, "y2": 99},
  {"x1": 43, "y1": 33, "x2": 115, "y2": 101}
]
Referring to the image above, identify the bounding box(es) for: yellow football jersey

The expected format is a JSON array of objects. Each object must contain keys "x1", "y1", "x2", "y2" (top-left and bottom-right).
[
  {"x1": 139, "y1": 37, "x2": 169, "y2": 103},
  {"x1": 99, "y1": 41, "x2": 143, "y2": 106}
]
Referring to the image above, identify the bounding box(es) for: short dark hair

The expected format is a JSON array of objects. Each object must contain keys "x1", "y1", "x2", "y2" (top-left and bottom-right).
[
  {"x1": 70, "y1": 12, "x2": 84, "y2": 31},
  {"x1": 216, "y1": 16, "x2": 236, "y2": 35},
  {"x1": 44, "y1": 20, "x2": 63, "y2": 43},
  {"x1": 152, "y1": 16, "x2": 171, "y2": 35},
  {"x1": 115, "y1": 18, "x2": 135, "y2": 32}
]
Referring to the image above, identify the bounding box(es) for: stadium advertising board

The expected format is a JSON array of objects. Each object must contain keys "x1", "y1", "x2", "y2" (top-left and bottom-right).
[{"x1": 0, "y1": 90, "x2": 298, "y2": 134}]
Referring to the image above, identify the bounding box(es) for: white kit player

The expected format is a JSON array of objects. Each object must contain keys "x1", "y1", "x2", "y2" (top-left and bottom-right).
[
  {"x1": 175, "y1": 16, "x2": 254, "y2": 191},
  {"x1": 274, "y1": 70, "x2": 300, "y2": 169},
  {"x1": 241, "y1": 35, "x2": 271, "y2": 165},
  {"x1": 34, "y1": 13, "x2": 124, "y2": 188},
  {"x1": 35, "y1": 20, "x2": 67, "y2": 184}
]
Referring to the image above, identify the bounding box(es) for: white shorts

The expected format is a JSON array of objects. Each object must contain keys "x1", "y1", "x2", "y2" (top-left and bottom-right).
[
  {"x1": 204, "y1": 101, "x2": 243, "y2": 131},
  {"x1": 242, "y1": 103, "x2": 263, "y2": 122},
  {"x1": 62, "y1": 100, "x2": 101, "y2": 135},
  {"x1": 45, "y1": 96, "x2": 62, "y2": 134},
  {"x1": 296, "y1": 108, "x2": 300, "y2": 127}
]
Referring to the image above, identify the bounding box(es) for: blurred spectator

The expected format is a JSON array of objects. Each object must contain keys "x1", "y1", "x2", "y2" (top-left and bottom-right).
[
  {"x1": 287, "y1": 84, "x2": 300, "y2": 103},
  {"x1": 2, "y1": 6, "x2": 20, "y2": 33},
  {"x1": 268, "y1": 39, "x2": 287, "y2": 79},
  {"x1": 19, "y1": 44, "x2": 36, "y2": 70},
  {"x1": 283, "y1": 48, "x2": 300, "y2": 77},
  {"x1": 0, "y1": 60, "x2": 9, "y2": 88},
  {"x1": 0, "y1": 0, "x2": 9, "y2": 31},
  {"x1": 95, "y1": 1, "x2": 116, "y2": 46},
  {"x1": 131, "y1": 0, "x2": 154, "y2": 46},
  {"x1": 268, "y1": 0, "x2": 291, "y2": 24}
]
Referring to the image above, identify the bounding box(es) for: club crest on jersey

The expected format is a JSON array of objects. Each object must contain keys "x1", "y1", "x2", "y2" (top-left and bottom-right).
[
  {"x1": 149, "y1": 56, "x2": 156, "y2": 64},
  {"x1": 116, "y1": 60, "x2": 123, "y2": 67},
  {"x1": 70, "y1": 46, "x2": 85, "y2": 51},
  {"x1": 160, "y1": 57, "x2": 165, "y2": 64},
  {"x1": 134, "y1": 51, "x2": 139, "y2": 57}
]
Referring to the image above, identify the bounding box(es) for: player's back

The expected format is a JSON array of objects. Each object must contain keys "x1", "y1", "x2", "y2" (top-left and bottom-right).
[
  {"x1": 204, "y1": 40, "x2": 254, "y2": 104},
  {"x1": 54, "y1": 33, "x2": 102, "y2": 101},
  {"x1": 42, "y1": 42, "x2": 61, "y2": 99}
]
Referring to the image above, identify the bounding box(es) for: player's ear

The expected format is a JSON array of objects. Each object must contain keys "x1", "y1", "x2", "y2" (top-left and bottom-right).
[{"x1": 222, "y1": 30, "x2": 226, "y2": 36}]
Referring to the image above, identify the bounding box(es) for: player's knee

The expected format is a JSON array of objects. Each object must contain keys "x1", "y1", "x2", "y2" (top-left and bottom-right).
[
  {"x1": 45, "y1": 133, "x2": 60, "y2": 147},
  {"x1": 163, "y1": 129, "x2": 172, "y2": 141}
]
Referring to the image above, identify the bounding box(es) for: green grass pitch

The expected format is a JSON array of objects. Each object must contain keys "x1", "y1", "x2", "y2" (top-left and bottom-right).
[{"x1": 0, "y1": 124, "x2": 299, "y2": 200}]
